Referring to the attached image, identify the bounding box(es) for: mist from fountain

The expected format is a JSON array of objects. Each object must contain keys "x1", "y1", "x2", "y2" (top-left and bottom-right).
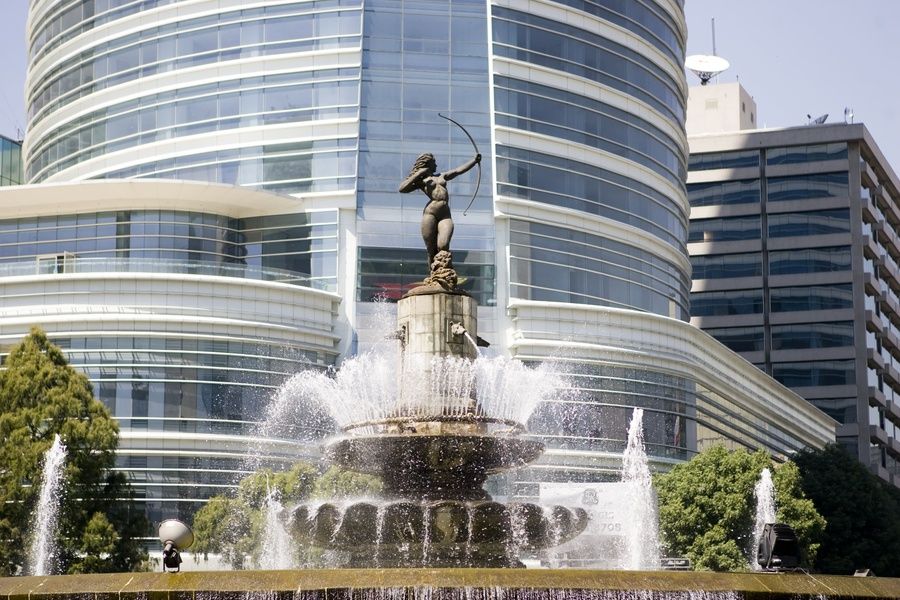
[
  {"x1": 618, "y1": 408, "x2": 661, "y2": 570},
  {"x1": 27, "y1": 434, "x2": 67, "y2": 576},
  {"x1": 751, "y1": 468, "x2": 776, "y2": 570}
]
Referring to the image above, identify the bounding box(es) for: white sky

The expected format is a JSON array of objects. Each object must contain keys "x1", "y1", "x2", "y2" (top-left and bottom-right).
[{"x1": 1, "y1": 1, "x2": 898, "y2": 168}]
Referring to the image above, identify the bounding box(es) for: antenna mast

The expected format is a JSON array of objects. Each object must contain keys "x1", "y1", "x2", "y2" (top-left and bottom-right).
[{"x1": 711, "y1": 18, "x2": 718, "y2": 82}]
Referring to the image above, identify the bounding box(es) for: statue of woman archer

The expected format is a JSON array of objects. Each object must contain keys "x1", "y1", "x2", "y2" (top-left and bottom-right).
[{"x1": 399, "y1": 151, "x2": 481, "y2": 270}]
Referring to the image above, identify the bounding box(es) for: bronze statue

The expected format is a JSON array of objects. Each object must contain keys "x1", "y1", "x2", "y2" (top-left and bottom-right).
[{"x1": 399, "y1": 151, "x2": 481, "y2": 268}]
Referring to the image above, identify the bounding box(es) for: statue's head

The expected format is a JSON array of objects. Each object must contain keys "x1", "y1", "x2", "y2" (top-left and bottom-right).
[{"x1": 412, "y1": 152, "x2": 436, "y2": 173}]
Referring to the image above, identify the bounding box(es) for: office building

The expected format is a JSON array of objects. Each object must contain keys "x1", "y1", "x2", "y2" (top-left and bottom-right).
[
  {"x1": 688, "y1": 95, "x2": 899, "y2": 484},
  {"x1": 4, "y1": 0, "x2": 834, "y2": 521}
]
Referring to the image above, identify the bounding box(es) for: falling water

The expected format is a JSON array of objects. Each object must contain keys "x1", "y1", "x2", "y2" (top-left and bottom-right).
[
  {"x1": 751, "y1": 468, "x2": 776, "y2": 570},
  {"x1": 618, "y1": 408, "x2": 661, "y2": 570},
  {"x1": 257, "y1": 485, "x2": 297, "y2": 570},
  {"x1": 27, "y1": 434, "x2": 67, "y2": 576}
]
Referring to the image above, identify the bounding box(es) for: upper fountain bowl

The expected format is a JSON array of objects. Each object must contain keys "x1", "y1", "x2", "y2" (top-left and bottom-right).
[{"x1": 326, "y1": 433, "x2": 544, "y2": 501}]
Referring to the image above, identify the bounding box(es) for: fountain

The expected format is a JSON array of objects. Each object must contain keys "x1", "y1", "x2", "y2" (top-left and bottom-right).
[
  {"x1": 27, "y1": 434, "x2": 67, "y2": 577},
  {"x1": 276, "y1": 146, "x2": 588, "y2": 567},
  {"x1": 751, "y1": 468, "x2": 776, "y2": 570},
  {"x1": 618, "y1": 408, "x2": 661, "y2": 570},
  {"x1": 288, "y1": 271, "x2": 588, "y2": 567}
]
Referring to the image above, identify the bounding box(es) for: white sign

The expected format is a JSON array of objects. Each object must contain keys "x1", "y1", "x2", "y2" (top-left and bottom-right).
[{"x1": 539, "y1": 482, "x2": 636, "y2": 568}]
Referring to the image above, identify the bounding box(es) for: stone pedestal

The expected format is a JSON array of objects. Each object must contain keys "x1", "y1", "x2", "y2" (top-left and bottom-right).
[
  {"x1": 396, "y1": 292, "x2": 478, "y2": 361},
  {"x1": 395, "y1": 292, "x2": 479, "y2": 435}
]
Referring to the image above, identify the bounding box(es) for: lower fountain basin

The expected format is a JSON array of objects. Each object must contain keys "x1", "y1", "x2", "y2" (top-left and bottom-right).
[
  {"x1": 291, "y1": 500, "x2": 589, "y2": 568},
  {"x1": 326, "y1": 434, "x2": 544, "y2": 500}
]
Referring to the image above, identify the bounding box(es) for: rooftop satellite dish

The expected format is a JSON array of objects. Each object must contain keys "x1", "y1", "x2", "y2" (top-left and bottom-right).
[
  {"x1": 807, "y1": 113, "x2": 828, "y2": 125},
  {"x1": 685, "y1": 54, "x2": 730, "y2": 85}
]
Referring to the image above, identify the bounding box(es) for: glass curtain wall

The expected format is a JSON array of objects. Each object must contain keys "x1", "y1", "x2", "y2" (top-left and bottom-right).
[
  {"x1": 354, "y1": 0, "x2": 496, "y2": 325},
  {"x1": 491, "y1": 0, "x2": 691, "y2": 468}
]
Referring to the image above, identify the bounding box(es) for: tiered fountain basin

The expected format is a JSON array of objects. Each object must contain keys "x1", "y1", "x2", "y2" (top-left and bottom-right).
[
  {"x1": 4, "y1": 569, "x2": 899, "y2": 600},
  {"x1": 292, "y1": 499, "x2": 588, "y2": 568},
  {"x1": 292, "y1": 417, "x2": 588, "y2": 568}
]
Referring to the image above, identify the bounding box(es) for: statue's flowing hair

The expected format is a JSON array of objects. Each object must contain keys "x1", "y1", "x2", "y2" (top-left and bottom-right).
[{"x1": 407, "y1": 153, "x2": 435, "y2": 178}]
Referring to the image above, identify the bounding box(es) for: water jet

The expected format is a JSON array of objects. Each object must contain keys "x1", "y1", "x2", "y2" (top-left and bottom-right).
[{"x1": 27, "y1": 434, "x2": 66, "y2": 577}]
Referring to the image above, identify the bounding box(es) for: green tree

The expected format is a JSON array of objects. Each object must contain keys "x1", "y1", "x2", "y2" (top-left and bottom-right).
[
  {"x1": 0, "y1": 328, "x2": 146, "y2": 575},
  {"x1": 312, "y1": 465, "x2": 382, "y2": 499},
  {"x1": 793, "y1": 444, "x2": 900, "y2": 576},
  {"x1": 655, "y1": 445, "x2": 825, "y2": 571},
  {"x1": 192, "y1": 462, "x2": 381, "y2": 567}
]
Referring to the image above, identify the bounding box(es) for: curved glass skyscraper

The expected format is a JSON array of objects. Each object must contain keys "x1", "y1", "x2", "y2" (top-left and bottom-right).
[{"x1": 10, "y1": 0, "x2": 833, "y2": 524}]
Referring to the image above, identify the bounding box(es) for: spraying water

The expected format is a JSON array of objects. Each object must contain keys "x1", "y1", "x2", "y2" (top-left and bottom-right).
[
  {"x1": 751, "y1": 467, "x2": 776, "y2": 570},
  {"x1": 618, "y1": 408, "x2": 661, "y2": 570},
  {"x1": 28, "y1": 434, "x2": 67, "y2": 576},
  {"x1": 269, "y1": 352, "x2": 563, "y2": 435},
  {"x1": 257, "y1": 485, "x2": 297, "y2": 570}
]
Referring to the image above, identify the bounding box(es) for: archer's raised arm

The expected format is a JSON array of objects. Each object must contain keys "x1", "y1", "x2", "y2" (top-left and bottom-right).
[
  {"x1": 399, "y1": 167, "x2": 430, "y2": 193},
  {"x1": 444, "y1": 153, "x2": 481, "y2": 181}
]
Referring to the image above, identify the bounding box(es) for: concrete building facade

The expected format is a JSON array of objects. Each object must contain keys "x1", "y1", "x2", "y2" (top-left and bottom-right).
[
  {"x1": 6, "y1": 0, "x2": 835, "y2": 523},
  {"x1": 689, "y1": 120, "x2": 900, "y2": 485}
]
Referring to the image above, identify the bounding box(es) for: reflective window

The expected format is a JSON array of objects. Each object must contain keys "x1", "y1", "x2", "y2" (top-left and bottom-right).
[
  {"x1": 771, "y1": 322, "x2": 854, "y2": 350},
  {"x1": 527, "y1": 363, "x2": 690, "y2": 460},
  {"x1": 355, "y1": 0, "x2": 496, "y2": 330},
  {"x1": 28, "y1": 69, "x2": 360, "y2": 182},
  {"x1": 689, "y1": 215, "x2": 760, "y2": 242},
  {"x1": 688, "y1": 179, "x2": 759, "y2": 207},
  {"x1": 691, "y1": 252, "x2": 761, "y2": 279},
  {"x1": 357, "y1": 247, "x2": 495, "y2": 306},
  {"x1": 0, "y1": 137, "x2": 22, "y2": 186},
  {"x1": 812, "y1": 398, "x2": 857, "y2": 424},
  {"x1": 767, "y1": 209, "x2": 850, "y2": 238},
  {"x1": 96, "y1": 140, "x2": 357, "y2": 195},
  {"x1": 767, "y1": 172, "x2": 849, "y2": 202},
  {"x1": 494, "y1": 76, "x2": 685, "y2": 187},
  {"x1": 690, "y1": 289, "x2": 763, "y2": 316},
  {"x1": 689, "y1": 150, "x2": 759, "y2": 171},
  {"x1": 547, "y1": 0, "x2": 684, "y2": 65},
  {"x1": 492, "y1": 7, "x2": 685, "y2": 123},
  {"x1": 497, "y1": 145, "x2": 686, "y2": 250},
  {"x1": 30, "y1": 0, "x2": 187, "y2": 63},
  {"x1": 768, "y1": 246, "x2": 851, "y2": 275},
  {"x1": 28, "y1": 2, "x2": 363, "y2": 123},
  {"x1": 773, "y1": 360, "x2": 856, "y2": 387},
  {"x1": 509, "y1": 220, "x2": 689, "y2": 318},
  {"x1": 0, "y1": 209, "x2": 339, "y2": 289},
  {"x1": 705, "y1": 326, "x2": 764, "y2": 352},
  {"x1": 20, "y1": 331, "x2": 335, "y2": 525},
  {"x1": 766, "y1": 143, "x2": 848, "y2": 165},
  {"x1": 770, "y1": 284, "x2": 854, "y2": 312}
]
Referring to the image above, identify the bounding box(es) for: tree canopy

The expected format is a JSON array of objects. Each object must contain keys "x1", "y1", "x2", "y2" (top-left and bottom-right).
[
  {"x1": 654, "y1": 445, "x2": 825, "y2": 571},
  {"x1": 0, "y1": 327, "x2": 146, "y2": 575},
  {"x1": 792, "y1": 444, "x2": 900, "y2": 576}
]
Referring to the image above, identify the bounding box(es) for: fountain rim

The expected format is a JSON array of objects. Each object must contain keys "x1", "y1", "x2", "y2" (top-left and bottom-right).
[{"x1": 341, "y1": 415, "x2": 526, "y2": 434}]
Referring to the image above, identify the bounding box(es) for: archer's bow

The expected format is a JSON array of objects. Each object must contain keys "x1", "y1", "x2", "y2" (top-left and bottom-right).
[{"x1": 438, "y1": 112, "x2": 481, "y2": 216}]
